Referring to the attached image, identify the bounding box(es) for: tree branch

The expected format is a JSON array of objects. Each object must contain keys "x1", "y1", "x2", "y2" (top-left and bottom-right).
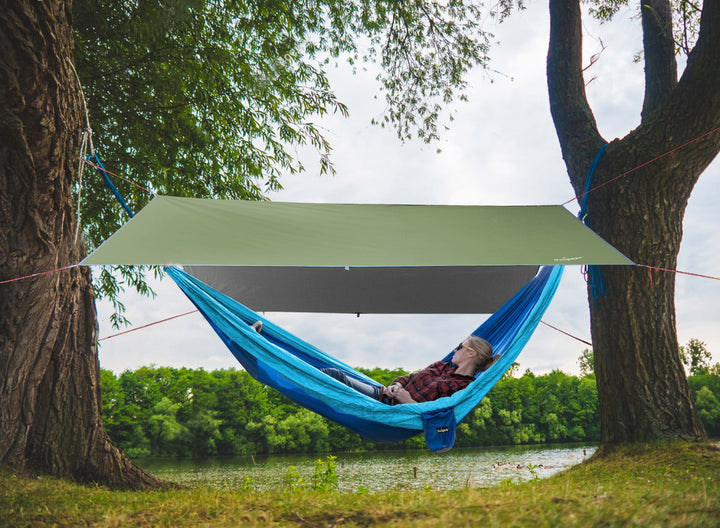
[
  {"x1": 642, "y1": 0, "x2": 720, "y2": 187},
  {"x1": 640, "y1": 0, "x2": 677, "y2": 121},
  {"x1": 546, "y1": 0, "x2": 604, "y2": 195}
]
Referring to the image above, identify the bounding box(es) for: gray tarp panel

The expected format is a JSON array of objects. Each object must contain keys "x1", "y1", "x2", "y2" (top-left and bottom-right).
[
  {"x1": 82, "y1": 196, "x2": 632, "y2": 313},
  {"x1": 184, "y1": 265, "x2": 540, "y2": 314}
]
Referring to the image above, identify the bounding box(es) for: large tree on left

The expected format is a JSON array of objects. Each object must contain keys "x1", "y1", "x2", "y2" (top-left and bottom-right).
[
  {"x1": 0, "y1": 0, "x2": 167, "y2": 488},
  {"x1": 0, "y1": 0, "x2": 163, "y2": 488},
  {"x1": 0, "y1": 0, "x2": 494, "y2": 487}
]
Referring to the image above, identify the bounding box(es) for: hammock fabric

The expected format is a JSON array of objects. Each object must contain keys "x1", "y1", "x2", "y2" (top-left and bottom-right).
[{"x1": 166, "y1": 265, "x2": 564, "y2": 452}]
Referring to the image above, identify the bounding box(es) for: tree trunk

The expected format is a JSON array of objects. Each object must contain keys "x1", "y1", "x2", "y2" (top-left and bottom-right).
[
  {"x1": 0, "y1": 0, "x2": 166, "y2": 489},
  {"x1": 588, "y1": 140, "x2": 707, "y2": 444},
  {"x1": 547, "y1": 0, "x2": 720, "y2": 446}
]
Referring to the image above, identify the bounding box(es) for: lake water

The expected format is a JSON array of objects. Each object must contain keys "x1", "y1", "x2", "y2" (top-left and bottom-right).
[{"x1": 138, "y1": 444, "x2": 596, "y2": 492}]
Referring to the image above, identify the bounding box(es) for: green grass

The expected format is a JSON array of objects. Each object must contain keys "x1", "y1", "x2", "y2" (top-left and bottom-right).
[{"x1": 1, "y1": 442, "x2": 719, "y2": 527}]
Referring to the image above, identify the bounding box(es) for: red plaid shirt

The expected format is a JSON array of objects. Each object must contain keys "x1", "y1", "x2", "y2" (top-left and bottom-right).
[{"x1": 392, "y1": 361, "x2": 475, "y2": 403}]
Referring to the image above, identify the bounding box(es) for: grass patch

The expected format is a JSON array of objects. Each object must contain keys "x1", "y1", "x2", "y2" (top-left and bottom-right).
[{"x1": 1, "y1": 442, "x2": 719, "y2": 527}]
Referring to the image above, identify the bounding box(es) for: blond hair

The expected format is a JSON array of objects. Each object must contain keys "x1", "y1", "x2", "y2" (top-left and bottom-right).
[{"x1": 465, "y1": 336, "x2": 496, "y2": 372}]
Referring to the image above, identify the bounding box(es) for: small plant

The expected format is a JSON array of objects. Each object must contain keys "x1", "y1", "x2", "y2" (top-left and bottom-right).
[
  {"x1": 526, "y1": 463, "x2": 539, "y2": 481},
  {"x1": 311, "y1": 455, "x2": 339, "y2": 492},
  {"x1": 499, "y1": 477, "x2": 518, "y2": 488},
  {"x1": 283, "y1": 465, "x2": 304, "y2": 492},
  {"x1": 238, "y1": 476, "x2": 254, "y2": 493}
]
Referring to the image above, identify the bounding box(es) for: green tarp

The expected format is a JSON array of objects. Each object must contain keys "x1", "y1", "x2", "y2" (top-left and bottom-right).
[{"x1": 82, "y1": 196, "x2": 632, "y2": 313}]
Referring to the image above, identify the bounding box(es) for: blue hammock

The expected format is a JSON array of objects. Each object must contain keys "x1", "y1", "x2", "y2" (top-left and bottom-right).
[{"x1": 166, "y1": 265, "x2": 564, "y2": 451}]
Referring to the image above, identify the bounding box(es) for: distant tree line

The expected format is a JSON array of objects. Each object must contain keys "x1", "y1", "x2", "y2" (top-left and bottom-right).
[
  {"x1": 681, "y1": 338, "x2": 720, "y2": 439},
  {"x1": 100, "y1": 341, "x2": 720, "y2": 457}
]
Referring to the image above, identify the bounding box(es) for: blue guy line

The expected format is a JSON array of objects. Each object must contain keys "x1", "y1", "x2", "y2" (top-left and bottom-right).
[
  {"x1": 578, "y1": 144, "x2": 609, "y2": 305},
  {"x1": 88, "y1": 153, "x2": 135, "y2": 218}
]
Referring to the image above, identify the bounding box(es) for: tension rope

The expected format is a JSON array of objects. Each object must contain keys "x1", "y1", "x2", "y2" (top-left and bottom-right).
[
  {"x1": 562, "y1": 124, "x2": 720, "y2": 207},
  {"x1": 0, "y1": 264, "x2": 79, "y2": 286},
  {"x1": 98, "y1": 310, "x2": 199, "y2": 342},
  {"x1": 67, "y1": 58, "x2": 94, "y2": 244}
]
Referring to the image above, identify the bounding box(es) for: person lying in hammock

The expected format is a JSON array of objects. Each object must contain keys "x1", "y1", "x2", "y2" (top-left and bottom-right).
[{"x1": 321, "y1": 336, "x2": 496, "y2": 404}]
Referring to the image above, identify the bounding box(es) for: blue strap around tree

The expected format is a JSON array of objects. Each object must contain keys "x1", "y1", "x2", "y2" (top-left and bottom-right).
[{"x1": 578, "y1": 144, "x2": 609, "y2": 304}]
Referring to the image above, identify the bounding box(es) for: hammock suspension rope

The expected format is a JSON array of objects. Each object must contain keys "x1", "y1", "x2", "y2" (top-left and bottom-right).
[{"x1": 577, "y1": 143, "x2": 609, "y2": 305}]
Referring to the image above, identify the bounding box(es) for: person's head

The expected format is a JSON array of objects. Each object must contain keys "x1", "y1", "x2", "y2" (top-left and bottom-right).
[{"x1": 454, "y1": 336, "x2": 495, "y2": 373}]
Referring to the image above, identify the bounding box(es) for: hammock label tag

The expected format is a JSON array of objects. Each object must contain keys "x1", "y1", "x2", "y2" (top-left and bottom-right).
[{"x1": 422, "y1": 408, "x2": 456, "y2": 453}]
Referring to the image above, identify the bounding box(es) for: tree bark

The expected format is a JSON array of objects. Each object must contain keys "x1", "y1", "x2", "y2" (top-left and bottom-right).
[
  {"x1": 547, "y1": 0, "x2": 720, "y2": 446},
  {"x1": 0, "y1": 0, "x2": 166, "y2": 489}
]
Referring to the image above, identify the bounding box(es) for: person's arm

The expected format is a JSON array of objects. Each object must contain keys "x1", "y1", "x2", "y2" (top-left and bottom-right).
[
  {"x1": 390, "y1": 373, "x2": 411, "y2": 387},
  {"x1": 390, "y1": 361, "x2": 442, "y2": 388},
  {"x1": 388, "y1": 364, "x2": 433, "y2": 401},
  {"x1": 396, "y1": 369, "x2": 473, "y2": 403}
]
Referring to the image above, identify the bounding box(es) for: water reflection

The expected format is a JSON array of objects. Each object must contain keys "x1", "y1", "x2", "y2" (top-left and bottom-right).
[{"x1": 138, "y1": 444, "x2": 596, "y2": 492}]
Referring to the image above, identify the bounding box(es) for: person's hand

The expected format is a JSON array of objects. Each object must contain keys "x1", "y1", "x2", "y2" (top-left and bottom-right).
[
  {"x1": 393, "y1": 387, "x2": 416, "y2": 404},
  {"x1": 386, "y1": 383, "x2": 402, "y2": 399}
]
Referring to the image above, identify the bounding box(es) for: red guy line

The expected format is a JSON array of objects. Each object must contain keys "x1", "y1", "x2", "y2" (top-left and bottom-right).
[
  {"x1": 80, "y1": 157, "x2": 153, "y2": 194},
  {"x1": 0, "y1": 264, "x2": 77, "y2": 285},
  {"x1": 563, "y1": 125, "x2": 720, "y2": 206},
  {"x1": 540, "y1": 320, "x2": 593, "y2": 347},
  {"x1": 640, "y1": 265, "x2": 720, "y2": 282},
  {"x1": 98, "y1": 310, "x2": 199, "y2": 342}
]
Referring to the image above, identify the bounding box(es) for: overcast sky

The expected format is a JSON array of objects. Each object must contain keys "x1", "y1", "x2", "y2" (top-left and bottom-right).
[{"x1": 96, "y1": 3, "x2": 719, "y2": 376}]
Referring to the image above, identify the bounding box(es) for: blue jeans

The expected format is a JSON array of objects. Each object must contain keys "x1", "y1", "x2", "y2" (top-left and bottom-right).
[{"x1": 321, "y1": 367, "x2": 383, "y2": 400}]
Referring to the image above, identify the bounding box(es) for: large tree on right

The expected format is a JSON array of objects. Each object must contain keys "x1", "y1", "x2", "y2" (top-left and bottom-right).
[{"x1": 546, "y1": 0, "x2": 719, "y2": 445}]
